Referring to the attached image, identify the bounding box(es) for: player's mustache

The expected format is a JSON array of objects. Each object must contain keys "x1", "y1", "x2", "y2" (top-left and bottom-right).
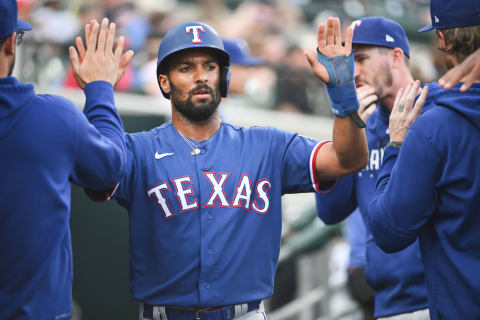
[{"x1": 188, "y1": 84, "x2": 214, "y2": 96}]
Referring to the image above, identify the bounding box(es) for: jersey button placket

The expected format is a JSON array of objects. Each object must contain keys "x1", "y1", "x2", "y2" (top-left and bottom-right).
[{"x1": 197, "y1": 143, "x2": 214, "y2": 302}]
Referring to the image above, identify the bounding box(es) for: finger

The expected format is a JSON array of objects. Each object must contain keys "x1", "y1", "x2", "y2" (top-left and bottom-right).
[
  {"x1": 360, "y1": 103, "x2": 377, "y2": 122},
  {"x1": 69, "y1": 46, "x2": 80, "y2": 73},
  {"x1": 326, "y1": 18, "x2": 334, "y2": 46},
  {"x1": 439, "y1": 65, "x2": 464, "y2": 89},
  {"x1": 86, "y1": 21, "x2": 99, "y2": 51},
  {"x1": 304, "y1": 49, "x2": 317, "y2": 68},
  {"x1": 360, "y1": 94, "x2": 378, "y2": 110},
  {"x1": 405, "y1": 80, "x2": 420, "y2": 111},
  {"x1": 119, "y1": 49, "x2": 135, "y2": 69},
  {"x1": 344, "y1": 26, "x2": 353, "y2": 55},
  {"x1": 460, "y1": 67, "x2": 479, "y2": 91},
  {"x1": 392, "y1": 87, "x2": 404, "y2": 113},
  {"x1": 333, "y1": 17, "x2": 341, "y2": 45},
  {"x1": 85, "y1": 22, "x2": 92, "y2": 43},
  {"x1": 105, "y1": 22, "x2": 116, "y2": 55},
  {"x1": 438, "y1": 69, "x2": 453, "y2": 88},
  {"x1": 96, "y1": 18, "x2": 109, "y2": 54},
  {"x1": 398, "y1": 83, "x2": 412, "y2": 112},
  {"x1": 317, "y1": 24, "x2": 326, "y2": 51},
  {"x1": 356, "y1": 85, "x2": 375, "y2": 99},
  {"x1": 113, "y1": 36, "x2": 125, "y2": 63},
  {"x1": 304, "y1": 49, "x2": 329, "y2": 82},
  {"x1": 412, "y1": 85, "x2": 429, "y2": 117},
  {"x1": 75, "y1": 37, "x2": 86, "y2": 60}
]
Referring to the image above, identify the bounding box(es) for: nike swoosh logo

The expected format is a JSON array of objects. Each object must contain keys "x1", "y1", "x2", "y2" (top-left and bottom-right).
[{"x1": 155, "y1": 152, "x2": 174, "y2": 160}]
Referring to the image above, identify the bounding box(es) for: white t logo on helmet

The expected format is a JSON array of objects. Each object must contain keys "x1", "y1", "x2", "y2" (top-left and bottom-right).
[{"x1": 185, "y1": 26, "x2": 205, "y2": 43}]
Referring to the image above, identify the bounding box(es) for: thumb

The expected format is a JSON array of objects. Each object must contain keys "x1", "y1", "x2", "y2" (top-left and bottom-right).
[
  {"x1": 304, "y1": 49, "x2": 330, "y2": 83},
  {"x1": 120, "y1": 50, "x2": 135, "y2": 69},
  {"x1": 304, "y1": 49, "x2": 316, "y2": 68}
]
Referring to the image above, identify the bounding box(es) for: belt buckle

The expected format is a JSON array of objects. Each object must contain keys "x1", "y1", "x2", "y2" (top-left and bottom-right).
[{"x1": 195, "y1": 307, "x2": 214, "y2": 320}]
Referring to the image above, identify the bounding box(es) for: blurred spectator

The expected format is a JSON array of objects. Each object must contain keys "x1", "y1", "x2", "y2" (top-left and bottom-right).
[
  {"x1": 222, "y1": 37, "x2": 276, "y2": 109},
  {"x1": 103, "y1": 0, "x2": 150, "y2": 52},
  {"x1": 31, "y1": 0, "x2": 80, "y2": 44},
  {"x1": 223, "y1": 38, "x2": 265, "y2": 95}
]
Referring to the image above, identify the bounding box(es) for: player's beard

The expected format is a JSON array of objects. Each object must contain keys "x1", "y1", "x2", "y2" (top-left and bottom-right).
[
  {"x1": 170, "y1": 83, "x2": 221, "y2": 123},
  {"x1": 368, "y1": 61, "x2": 393, "y2": 103}
]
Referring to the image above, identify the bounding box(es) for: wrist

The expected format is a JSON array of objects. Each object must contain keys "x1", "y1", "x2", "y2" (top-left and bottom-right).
[{"x1": 387, "y1": 141, "x2": 403, "y2": 148}]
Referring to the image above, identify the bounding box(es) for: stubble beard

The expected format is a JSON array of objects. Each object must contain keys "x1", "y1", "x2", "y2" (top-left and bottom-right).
[{"x1": 372, "y1": 62, "x2": 394, "y2": 105}]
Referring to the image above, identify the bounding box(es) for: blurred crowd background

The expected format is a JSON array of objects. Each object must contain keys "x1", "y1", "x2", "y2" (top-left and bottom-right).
[
  {"x1": 15, "y1": 0, "x2": 442, "y2": 117},
  {"x1": 12, "y1": 1, "x2": 447, "y2": 319}
]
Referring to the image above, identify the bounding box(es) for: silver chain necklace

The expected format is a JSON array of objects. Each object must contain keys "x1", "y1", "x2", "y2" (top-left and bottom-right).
[{"x1": 179, "y1": 133, "x2": 201, "y2": 156}]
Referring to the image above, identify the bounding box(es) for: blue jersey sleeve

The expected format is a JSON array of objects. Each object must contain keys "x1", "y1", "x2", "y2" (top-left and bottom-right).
[
  {"x1": 112, "y1": 135, "x2": 137, "y2": 208},
  {"x1": 368, "y1": 127, "x2": 441, "y2": 253},
  {"x1": 315, "y1": 175, "x2": 356, "y2": 224},
  {"x1": 71, "y1": 81, "x2": 126, "y2": 191},
  {"x1": 280, "y1": 132, "x2": 334, "y2": 194}
]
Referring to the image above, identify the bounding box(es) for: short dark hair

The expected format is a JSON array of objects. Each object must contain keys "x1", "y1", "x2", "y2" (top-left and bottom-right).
[{"x1": 438, "y1": 25, "x2": 480, "y2": 63}]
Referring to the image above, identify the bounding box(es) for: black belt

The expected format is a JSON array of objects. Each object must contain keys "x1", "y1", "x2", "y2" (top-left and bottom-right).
[{"x1": 143, "y1": 301, "x2": 261, "y2": 320}]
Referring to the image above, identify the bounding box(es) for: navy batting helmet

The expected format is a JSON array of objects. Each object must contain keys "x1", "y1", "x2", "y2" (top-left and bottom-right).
[{"x1": 156, "y1": 22, "x2": 231, "y2": 99}]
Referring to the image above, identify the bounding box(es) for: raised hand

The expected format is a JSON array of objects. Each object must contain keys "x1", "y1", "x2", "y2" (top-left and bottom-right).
[
  {"x1": 389, "y1": 80, "x2": 429, "y2": 143},
  {"x1": 304, "y1": 17, "x2": 353, "y2": 84},
  {"x1": 75, "y1": 20, "x2": 134, "y2": 88},
  {"x1": 438, "y1": 48, "x2": 480, "y2": 91},
  {"x1": 69, "y1": 18, "x2": 132, "y2": 89}
]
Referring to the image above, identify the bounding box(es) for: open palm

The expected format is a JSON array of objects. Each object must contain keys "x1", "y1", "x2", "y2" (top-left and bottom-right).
[{"x1": 305, "y1": 17, "x2": 353, "y2": 84}]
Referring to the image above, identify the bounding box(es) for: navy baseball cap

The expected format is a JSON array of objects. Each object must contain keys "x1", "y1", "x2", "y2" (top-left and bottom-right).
[
  {"x1": 222, "y1": 38, "x2": 264, "y2": 66},
  {"x1": 419, "y1": 0, "x2": 480, "y2": 32},
  {"x1": 351, "y1": 17, "x2": 410, "y2": 58},
  {"x1": 0, "y1": 0, "x2": 32, "y2": 38}
]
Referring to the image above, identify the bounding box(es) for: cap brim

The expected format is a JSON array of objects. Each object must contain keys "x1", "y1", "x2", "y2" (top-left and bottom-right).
[
  {"x1": 418, "y1": 24, "x2": 433, "y2": 33},
  {"x1": 17, "y1": 20, "x2": 32, "y2": 31}
]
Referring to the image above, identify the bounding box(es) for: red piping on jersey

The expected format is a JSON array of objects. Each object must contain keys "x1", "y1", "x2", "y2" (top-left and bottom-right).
[{"x1": 311, "y1": 141, "x2": 337, "y2": 193}]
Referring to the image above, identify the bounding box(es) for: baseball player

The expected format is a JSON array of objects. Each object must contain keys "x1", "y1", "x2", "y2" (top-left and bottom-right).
[
  {"x1": 0, "y1": 3, "x2": 132, "y2": 318},
  {"x1": 315, "y1": 17, "x2": 441, "y2": 320},
  {"x1": 368, "y1": 1, "x2": 480, "y2": 319},
  {"x1": 86, "y1": 18, "x2": 368, "y2": 319}
]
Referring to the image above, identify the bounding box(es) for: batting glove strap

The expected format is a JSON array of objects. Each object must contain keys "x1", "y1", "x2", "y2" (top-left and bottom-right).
[{"x1": 316, "y1": 50, "x2": 359, "y2": 117}]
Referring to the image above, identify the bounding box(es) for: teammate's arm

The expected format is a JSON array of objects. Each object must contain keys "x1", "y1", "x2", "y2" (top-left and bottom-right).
[
  {"x1": 68, "y1": 19, "x2": 131, "y2": 190},
  {"x1": 304, "y1": 17, "x2": 368, "y2": 181},
  {"x1": 368, "y1": 81, "x2": 432, "y2": 253}
]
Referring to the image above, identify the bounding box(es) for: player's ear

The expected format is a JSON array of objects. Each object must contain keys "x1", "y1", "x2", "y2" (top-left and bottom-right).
[
  {"x1": 436, "y1": 30, "x2": 447, "y2": 51},
  {"x1": 3, "y1": 33, "x2": 16, "y2": 56},
  {"x1": 159, "y1": 74, "x2": 171, "y2": 95},
  {"x1": 391, "y1": 48, "x2": 404, "y2": 69}
]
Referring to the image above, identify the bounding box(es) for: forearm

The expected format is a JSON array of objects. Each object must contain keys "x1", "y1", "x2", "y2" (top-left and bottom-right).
[
  {"x1": 83, "y1": 81, "x2": 126, "y2": 155},
  {"x1": 71, "y1": 81, "x2": 126, "y2": 188},
  {"x1": 368, "y1": 147, "x2": 417, "y2": 252},
  {"x1": 332, "y1": 116, "x2": 368, "y2": 172}
]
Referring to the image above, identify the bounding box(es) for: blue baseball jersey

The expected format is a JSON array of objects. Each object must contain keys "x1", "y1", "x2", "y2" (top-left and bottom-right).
[
  {"x1": 113, "y1": 120, "x2": 327, "y2": 306},
  {"x1": 369, "y1": 83, "x2": 480, "y2": 320},
  {"x1": 315, "y1": 86, "x2": 444, "y2": 317},
  {"x1": 0, "y1": 77, "x2": 125, "y2": 319}
]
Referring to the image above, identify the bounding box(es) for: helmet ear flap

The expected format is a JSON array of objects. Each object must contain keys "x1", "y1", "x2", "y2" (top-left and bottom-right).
[{"x1": 220, "y1": 65, "x2": 230, "y2": 97}]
